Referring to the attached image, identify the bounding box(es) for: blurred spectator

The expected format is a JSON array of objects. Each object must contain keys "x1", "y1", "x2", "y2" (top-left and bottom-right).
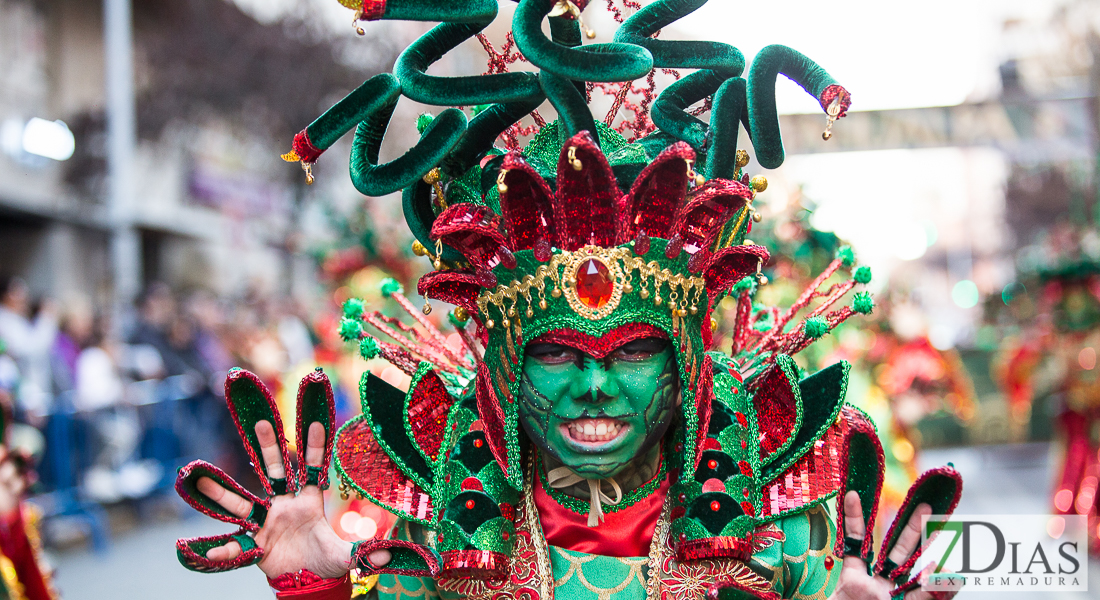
[{"x1": 0, "y1": 278, "x2": 57, "y2": 419}]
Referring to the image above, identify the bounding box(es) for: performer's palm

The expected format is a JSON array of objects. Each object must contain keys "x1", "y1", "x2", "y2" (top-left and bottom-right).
[{"x1": 198, "y1": 421, "x2": 390, "y2": 578}]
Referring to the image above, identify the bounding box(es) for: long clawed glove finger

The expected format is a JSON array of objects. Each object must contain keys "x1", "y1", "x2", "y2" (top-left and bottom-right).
[
  {"x1": 834, "y1": 414, "x2": 885, "y2": 571},
  {"x1": 176, "y1": 461, "x2": 270, "y2": 532},
  {"x1": 177, "y1": 530, "x2": 263, "y2": 573},
  {"x1": 295, "y1": 369, "x2": 336, "y2": 490},
  {"x1": 225, "y1": 369, "x2": 296, "y2": 496},
  {"x1": 350, "y1": 538, "x2": 440, "y2": 578},
  {"x1": 877, "y1": 467, "x2": 964, "y2": 595}
]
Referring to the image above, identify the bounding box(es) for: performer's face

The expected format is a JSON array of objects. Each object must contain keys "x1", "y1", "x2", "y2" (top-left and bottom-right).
[{"x1": 518, "y1": 336, "x2": 678, "y2": 479}]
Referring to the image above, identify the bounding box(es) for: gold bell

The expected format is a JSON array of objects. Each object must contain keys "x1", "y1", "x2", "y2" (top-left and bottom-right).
[
  {"x1": 735, "y1": 150, "x2": 750, "y2": 169},
  {"x1": 422, "y1": 302, "x2": 432, "y2": 315},
  {"x1": 412, "y1": 240, "x2": 428, "y2": 256},
  {"x1": 752, "y1": 211, "x2": 763, "y2": 223},
  {"x1": 454, "y1": 306, "x2": 469, "y2": 321}
]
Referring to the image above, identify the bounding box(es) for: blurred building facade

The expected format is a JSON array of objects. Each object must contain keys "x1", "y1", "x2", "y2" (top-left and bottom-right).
[{"x1": 0, "y1": 0, "x2": 388, "y2": 308}]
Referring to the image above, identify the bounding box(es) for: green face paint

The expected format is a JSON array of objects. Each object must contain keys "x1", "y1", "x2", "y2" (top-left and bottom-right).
[{"x1": 518, "y1": 337, "x2": 679, "y2": 480}]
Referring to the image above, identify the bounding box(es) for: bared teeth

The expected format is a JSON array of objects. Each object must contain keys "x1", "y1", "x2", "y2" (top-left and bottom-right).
[{"x1": 564, "y1": 418, "x2": 625, "y2": 443}]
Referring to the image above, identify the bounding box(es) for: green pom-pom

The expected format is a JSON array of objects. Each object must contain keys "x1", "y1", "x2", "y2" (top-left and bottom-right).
[
  {"x1": 836, "y1": 246, "x2": 855, "y2": 268},
  {"x1": 342, "y1": 298, "x2": 365, "y2": 320},
  {"x1": 803, "y1": 316, "x2": 829, "y2": 339},
  {"x1": 852, "y1": 292, "x2": 875, "y2": 314},
  {"x1": 853, "y1": 266, "x2": 872, "y2": 284},
  {"x1": 732, "y1": 276, "x2": 757, "y2": 295},
  {"x1": 338, "y1": 318, "x2": 362, "y2": 342},
  {"x1": 380, "y1": 278, "x2": 404, "y2": 298},
  {"x1": 359, "y1": 337, "x2": 380, "y2": 360},
  {"x1": 416, "y1": 113, "x2": 434, "y2": 134}
]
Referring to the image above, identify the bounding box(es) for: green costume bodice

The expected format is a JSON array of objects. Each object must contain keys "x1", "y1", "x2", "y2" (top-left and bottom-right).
[{"x1": 373, "y1": 503, "x2": 838, "y2": 600}]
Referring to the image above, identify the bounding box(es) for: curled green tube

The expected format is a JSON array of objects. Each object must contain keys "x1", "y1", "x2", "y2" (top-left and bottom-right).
[
  {"x1": 615, "y1": 0, "x2": 743, "y2": 75},
  {"x1": 396, "y1": 22, "x2": 542, "y2": 106},
  {"x1": 379, "y1": 0, "x2": 498, "y2": 23},
  {"x1": 512, "y1": 0, "x2": 652, "y2": 83},
  {"x1": 348, "y1": 74, "x2": 467, "y2": 197},
  {"x1": 704, "y1": 76, "x2": 748, "y2": 180},
  {"x1": 746, "y1": 44, "x2": 840, "y2": 168},
  {"x1": 441, "y1": 95, "x2": 546, "y2": 177},
  {"x1": 540, "y1": 71, "x2": 598, "y2": 140},
  {"x1": 650, "y1": 69, "x2": 725, "y2": 150}
]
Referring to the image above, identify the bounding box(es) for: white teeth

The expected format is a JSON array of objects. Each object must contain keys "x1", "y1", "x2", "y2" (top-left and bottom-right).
[{"x1": 565, "y1": 419, "x2": 626, "y2": 443}]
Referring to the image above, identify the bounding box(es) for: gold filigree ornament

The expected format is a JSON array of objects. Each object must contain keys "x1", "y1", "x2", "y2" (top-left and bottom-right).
[{"x1": 477, "y1": 245, "x2": 707, "y2": 328}]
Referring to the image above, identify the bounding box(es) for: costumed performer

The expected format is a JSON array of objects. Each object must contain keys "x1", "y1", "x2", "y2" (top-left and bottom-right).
[{"x1": 172, "y1": 0, "x2": 965, "y2": 597}]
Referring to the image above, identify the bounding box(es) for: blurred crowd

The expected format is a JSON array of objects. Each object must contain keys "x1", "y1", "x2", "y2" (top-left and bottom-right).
[{"x1": 0, "y1": 276, "x2": 318, "y2": 506}]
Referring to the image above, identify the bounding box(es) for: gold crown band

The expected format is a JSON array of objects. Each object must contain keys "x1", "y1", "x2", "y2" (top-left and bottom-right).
[{"x1": 477, "y1": 245, "x2": 707, "y2": 329}]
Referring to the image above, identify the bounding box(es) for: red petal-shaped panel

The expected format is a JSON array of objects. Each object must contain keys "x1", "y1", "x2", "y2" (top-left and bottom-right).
[
  {"x1": 751, "y1": 361, "x2": 799, "y2": 456},
  {"x1": 618, "y1": 142, "x2": 693, "y2": 242},
  {"x1": 552, "y1": 131, "x2": 620, "y2": 250},
  {"x1": 407, "y1": 370, "x2": 457, "y2": 461},
  {"x1": 474, "y1": 363, "x2": 513, "y2": 482},
  {"x1": 703, "y1": 245, "x2": 770, "y2": 296},
  {"x1": 431, "y1": 203, "x2": 511, "y2": 270},
  {"x1": 335, "y1": 416, "x2": 435, "y2": 522},
  {"x1": 417, "y1": 270, "x2": 482, "y2": 321},
  {"x1": 674, "y1": 180, "x2": 753, "y2": 253},
  {"x1": 691, "y1": 357, "x2": 715, "y2": 473},
  {"x1": 498, "y1": 153, "x2": 556, "y2": 251}
]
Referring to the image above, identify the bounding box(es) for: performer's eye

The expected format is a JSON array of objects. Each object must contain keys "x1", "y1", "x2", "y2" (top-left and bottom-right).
[
  {"x1": 609, "y1": 337, "x2": 668, "y2": 362},
  {"x1": 526, "y1": 343, "x2": 583, "y2": 365}
]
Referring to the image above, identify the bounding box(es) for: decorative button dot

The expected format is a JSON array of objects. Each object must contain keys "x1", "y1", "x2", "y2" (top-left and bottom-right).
[
  {"x1": 473, "y1": 439, "x2": 484, "y2": 448},
  {"x1": 465, "y1": 499, "x2": 476, "y2": 510},
  {"x1": 710, "y1": 500, "x2": 721, "y2": 512},
  {"x1": 502, "y1": 532, "x2": 510, "y2": 541},
  {"x1": 707, "y1": 459, "x2": 718, "y2": 470},
  {"x1": 678, "y1": 493, "x2": 686, "y2": 503}
]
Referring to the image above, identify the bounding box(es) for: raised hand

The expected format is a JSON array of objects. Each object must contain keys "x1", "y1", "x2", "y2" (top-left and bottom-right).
[
  {"x1": 830, "y1": 491, "x2": 935, "y2": 600},
  {"x1": 175, "y1": 369, "x2": 390, "y2": 578},
  {"x1": 829, "y1": 462, "x2": 964, "y2": 600}
]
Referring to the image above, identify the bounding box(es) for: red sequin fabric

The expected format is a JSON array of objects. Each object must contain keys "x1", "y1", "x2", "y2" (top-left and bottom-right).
[
  {"x1": 818, "y1": 84, "x2": 852, "y2": 118},
  {"x1": 760, "y1": 408, "x2": 851, "y2": 519},
  {"x1": 406, "y1": 370, "x2": 456, "y2": 461},
  {"x1": 334, "y1": 417, "x2": 434, "y2": 522},
  {"x1": 552, "y1": 132, "x2": 619, "y2": 250},
  {"x1": 617, "y1": 142, "x2": 693, "y2": 242},
  {"x1": 751, "y1": 365, "x2": 799, "y2": 456},
  {"x1": 291, "y1": 129, "x2": 323, "y2": 163},
  {"x1": 532, "y1": 323, "x2": 667, "y2": 358},
  {"x1": 498, "y1": 154, "x2": 556, "y2": 251}
]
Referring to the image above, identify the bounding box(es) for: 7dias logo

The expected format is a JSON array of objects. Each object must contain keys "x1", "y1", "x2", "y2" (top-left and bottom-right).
[{"x1": 920, "y1": 515, "x2": 1087, "y2": 592}]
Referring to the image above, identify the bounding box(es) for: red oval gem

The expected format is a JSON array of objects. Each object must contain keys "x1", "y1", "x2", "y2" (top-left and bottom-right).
[
  {"x1": 465, "y1": 499, "x2": 476, "y2": 510},
  {"x1": 707, "y1": 459, "x2": 718, "y2": 470},
  {"x1": 824, "y1": 555, "x2": 835, "y2": 570},
  {"x1": 473, "y1": 439, "x2": 484, "y2": 448},
  {"x1": 502, "y1": 531, "x2": 510, "y2": 541},
  {"x1": 575, "y1": 258, "x2": 613, "y2": 309},
  {"x1": 710, "y1": 500, "x2": 721, "y2": 512}
]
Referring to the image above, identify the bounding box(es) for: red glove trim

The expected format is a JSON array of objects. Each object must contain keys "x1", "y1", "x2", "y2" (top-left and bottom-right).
[{"x1": 270, "y1": 571, "x2": 352, "y2": 600}]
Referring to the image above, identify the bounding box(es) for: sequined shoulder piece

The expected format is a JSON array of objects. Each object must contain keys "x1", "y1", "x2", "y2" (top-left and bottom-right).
[
  {"x1": 333, "y1": 370, "x2": 456, "y2": 525},
  {"x1": 757, "y1": 403, "x2": 873, "y2": 522}
]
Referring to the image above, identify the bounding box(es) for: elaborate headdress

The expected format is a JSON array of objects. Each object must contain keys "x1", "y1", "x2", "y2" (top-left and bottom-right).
[{"x1": 286, "y1": 0, "x2": 962, "y2": 589}]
